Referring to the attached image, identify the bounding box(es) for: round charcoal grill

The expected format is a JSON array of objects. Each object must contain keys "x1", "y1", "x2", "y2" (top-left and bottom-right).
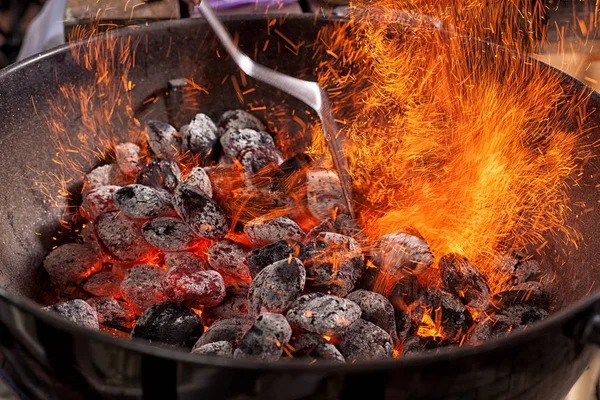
[{"x1": 0, "y1": 16, "x2": 600, "y2": 400}]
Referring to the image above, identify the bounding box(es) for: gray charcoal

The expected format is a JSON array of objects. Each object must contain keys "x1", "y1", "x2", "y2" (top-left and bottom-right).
[
  {"x1": 146, "y1": 120, "x2": 181, "y2": 158},
  {"x1": 499, "y1": 303, "x2": 549, "y2": 326},
  {"x1": 301, "y1": 232, "x2": 364, "y2": 297},
  {"x1": 84, "y1": 164, "x2": 129, "y2": 192},
  {"x1": 247, "y1": 240, "x2": 299, "y2": 278},
  {"x1": 468, "y1": 314, "x2": 515, "y2": 345},
  {"x1": 248, "y1": 257, "x2": 306, "y2": 315},
  {"x1": 220, "y1": 128, "x2": 274, "y2": 159},
  {"x1": 337, "y1": 319, "x2": 393, "y2": 361},
  {"x1": 237, "y1": 146, "x2": 283, "y2": 174},
  {"x1": 233, "y1": 313, "x2": 292, "y2": 362},
  {"x1": 191, "y1": 341, "x2": 233, "y2": 357},
  {"x1": 95, "y1": 211, "x2": 152, "y2": 261},
  {"x1": 496, "y1": 281, "x2": 547, "y2": 307},
  {"x1": 131, "y1": 301, "x2": 204, "y2": 348},
  {"x1": 162, "y1": 265, "x2": 225, "y2": 308},
  {"x1": 372, "y1": 232, "x2": 434, "y2": 277},
  {"x1": 136, "y1": 158, "x2": 181, "y2": 193},
  {"x1": 164, "y1": 252, "x2": 208, "y2": 271},
  {"x1": 207, "y1": 239, "x2": 250, "y2": 279},
  {"x1": 306, "y1": 169, "x2": 348, "y2": 220},
  {"x1": 43, "y1": 243, "x2": 101, "y2": 286},
  {"x1": 120, "y1": 264, "x2": 166, "y2": 314},
  {"x1": 346, "y1": 289, "x2": 399, "y2": 344},
  {"x1": 81, "y1": 185, "x2": 119, "y2": 219},
  {"x1": 142, "y1": 217, "x2": 197, "y2": 252},
  {"x1": 286, "y1": 294, "x2": 361, "y2": 335},
  {"x1": 332, "y1": 214, "x2": 367, "y2": 243},
  {"x1": 439, "y1": 253, "x2": 490, "y2": 310},
  {"x1": 180, "y1": 113, "x2": 218, "y2": 158},
  {"x1": 83, "y1": 270, "x2": 123, "y2": 297},
  {"x1": 401, "y1": 335, "x2": 440, "y2": 357},
  {"x1": 173, "y1": 184, "x2": 229, "y2": 239},
  {"x1": 497, "y1": 253, "x2": 543, "y2": 286},
  {"x1": 288, "y1": 333, "x2": 345, "y2": 363},
  {"x1": 86, "y1": 296, "x2": 135, "y2": 328},
  {"x1": 394, "y1": 307, "x2": 412, "y2": 341},
  {"x1": 113, "y1": 184, "x2": 174, "y2": 219},
  {"x1": 426, "y1": 288, "x2": 473, "y2": 339},
  {"x1": 194, "y1": 315, "x2": 253, "y2": 348},
  {"x1": 43, "y1": 299, "x2": 99, "y2": 330},
  {"x1": 204, "y1": 282, "x2": 250, "y2": 321},
  {"x1": 305, "y1": 219, "x2": 336, "y2": 242},
  {"x1": 388, "y1": 271, "x2": 427, "y2": 338},
  {"x1": 183, "y1": 167, "x2": 213, "y2": 197},
  {"x1": 244, "y1": 216, "x2": 305, "y2": 245},
  {"x1": 218, "y1": 109, "x2": 266, "y2": 135},
  {"x1": 115, "y1": 142, "x2": 142, "y2": 177}
]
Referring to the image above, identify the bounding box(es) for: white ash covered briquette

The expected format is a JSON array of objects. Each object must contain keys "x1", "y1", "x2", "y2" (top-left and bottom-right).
[
  {"x1": 217, "y1": 109, "x2": 266, "y2": 135},
  {"x1": 439, "y1": 253, "x2": 491, "y2": 310},
  {"x1": 83, "y1": 270, "x2": 123, "y2": 297},
  {"x1": 173, "y1": 184, "x2": 229, "y2": 240},
  {"x1": 306, "y1": 169, "x2": 347, "y2": 220},
  {"x1": 346, "y1": 289, "x2": 399, "y2": 345},
  {"x1": 115, "y1": 142, "x2": 142, "y2": 177},
  {"x1": 286, "y1": 293, "x2": 361, "y2": 336},
  {"x1": 233, "y1": 313, "x2": 292, "y2": 362},
  {"x1": 288, "y1": 333, "x2": 345, "y2": 363},
  {"x1": 496, "y1": 253, "x2": 543, "y2": 286},
  {"x1": 136, "y1": 157, "x2": 181, "y2": 193},
  {"x1": 43, "y1": 243, "x2": 101, "y2": 286},
  {"x1": 161, "y1": 265, "x2": 225, "y2": 308},
  {"x1": 43, "y1": 299, "x2": 99, "y2": 330},
  {"x1": 207, "y1": 239, "x2": 251, "y2": 280},
  {"x1": 220, "y1": 128, "x2": 275, "y2": 159},
  {"x1": 146, "y1": 120, "x2": 181, "y2": 159},
  {"x1": 337, "y1": 319, "x2": 394, "y2": 361},
  {"x1": 86, "y1": 296, "x2": 135, "y2": 329},
  {"x1": 112, "y1": 184, "x2": 174, "y2": 220},
  {"x1": 142, "y1": 217, "x2": 197, "y2": 252},
  {"x1": 305, "y1": 218, "x2": 336, "y2": 242},
  {"x1": 131, "y1": 301, "x2": 204, "y2": 348},
  {"x1": 193, "y1": 315, "x2": 253, "y2": 349},
  {"x1": 246, "y1": 240, "x2": 299, "y2": 279},
  {"x1": 301, "y1": 232, "x2": 364, "y2": 297},
  {"x1": 305, "y1": 214, "x2": 367, "y2": 246},
  {"x1": 120, "y1": 265, "x2": 166, "y2": 314},
  {"x1": 203, "y1": 282, "x2": 249, "y2": 321},
  {"x1": 248, "y1": 257, "x2": 306, "y2": 315},
  {"x1": 191, "y1": 341, "x2": 233, "y2": 357},
  {"x1": 83, "y1": 164, "x2": 130, "y2": 192},
  {"x1": 95, "y1": 211, "x2": 152, "y2": 262},
  {"x1": 183, "y1": 167, "x2": 213, "y2": 198},
  {"x1": 164, "y1": 251, "x2": 208, "y2": 271},
  {"x1": 371, "y1": 232, "x2": 434, "y2": 277},
  {"x1": 180, "y1": 113, "x2": 218, "y2": 158},
  {"x1": 81, "y1": 185, "x2": 120, "y2": 219},
  {"x1": 237, "y1": 146, "x2": 283, "y2": 174},
  {"x1": 426, "y1": 288, "x2": 473, "y2": 339},
  {"x1": 244, "y1": 216, "x2": 305, "y2": 246}
]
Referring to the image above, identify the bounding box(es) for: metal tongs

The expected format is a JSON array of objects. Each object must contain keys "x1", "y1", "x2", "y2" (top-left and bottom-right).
[{"x1": 195, "y1": 1, "x2": 355, "y2": 218}]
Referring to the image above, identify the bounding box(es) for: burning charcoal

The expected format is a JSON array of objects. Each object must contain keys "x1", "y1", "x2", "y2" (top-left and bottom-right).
[
  {"x1": 337, "y1": 319, "x2": 393, "y2": 361},
  {"x1": 247, "y1": 240, "x2": 299, "y2": 278},
  {"x1": 468, "y1": 314, "x2": 515, "y2": 345},
  {"x1": 115, "y1": 142, "x2": 142, "y2": 177},
  {"x1": 237, "y1": 146, "x2": 283, "y2": 174},
  {"x1": 120, "y1": 265, "x2": 166, "y2": 314},
  {"x1": 513, "y1": 259, "x2": 542, "y2": 284},
  {"x1": 499, "y1": 304, "x2": 549, "y2": 326},
  {"x1": 389, "y1": 275, "x2": 427, "y2": 339},
  {"x1": 164, "y1": 251, "x2": 208, "y2": 271},
  {"x1": 95, "y1": 211, "x2": 152, "y2": 262},
  {"x1": 372, "y1": 232, "x2": 434, "y2": 277},
  {"x1": 83, "y1": 164, "x2": 129, "y2": 192},
  {"x1": 146, "y1": 120, "x2": 181, "y2": 159},
  {"x1": 439, "y1": 253, "x2": 491, "y2": 310},
  {"x1": 43, "y1": 243, "x2": 101, "y2": 286},
  {"x1": 173, "y1": 184, "x2": 229, "y2": 239},
  {"x1": 306, "y1": 169, "x2": 348, "y2": 219},
  {"x1": 81, "y1": 185, "x2": 119, "y2": 219},
  {"x1": 183, "y1": 167, "x2": 213, "y2": 198},
  {"x1": 180, "y1": 113, "x2": 218, "y2": 158},
  {"x1": 288, "y1": 333, "x2": 345, "y2": 363},
  {"x1": 286, "y1": 294, "x2": 361, "y2": 335},
  {"x1": 401, "y1": 336, "x2": 440, "y2": 357},
  {"x1": 162, "y1": 265, "x2": 225, "y2": 308},
  {"x1": 305, "y1": 219, "x2": 336, "y2": 242},
  {"x1": 83, "y1": 270, "x2": 123, "y2": 297},
  {"x1": 193, "y1": 315, "x2": 253, "y2": 349},
  {"x1": 394, "y1": 307, "x2": 412, "y2": 341},
  {"x1": 218, "y1": 109, "x2": 266, "y2": 135},
  {"x1": 86, "y1": 296, "x2": 135, "y2": 329},
  {"x1": 496, "y1": 281, "x2": 548, "y2": 308},
  {"x1": 426, "y1": 288, "x2": 473, "y2": 339},
  {"x1": 191, "y1": 341, "x2": 233, "y2": 357},
  {"x1": 43, "y1": 299, "x2": 99, "y2": 330},
  {"x1": 113, "y1": 184, "x2": 174, "y2": 219},
  {"x1": 248, "y1": 258, "x2": 306, "y2": 315},
  {"x1": 131, "y1": 301, "x2": 204, "y2": 348},
  {"x1": 346, "y1": 289, "x2": 399, "y2": 344},
  {"x1": 244, "y1": 216, "x2": 305, "y2": 245},
  {"x1": 136, "y1": 157, "x2": 181, "y2": 193},
  {"x1": 301, "y1": 232, "x2": 364, "y2": 297},
  {"x1": 333, "y1": 214, "x2": 368, "y2": 245},
  {"x1": 233, "y1": 313, "x2": 292, "y2": 362},
  {"x1": 142, "y1": 217, "x2": 197, "y2": 252},
  {"x1": 203, "y1": 282, "x2": 249, "y2": 321},
  {"x1": 207, "y1": 239, "x2": 250, "y2": 279},
  {"x1": 220, "y1": 128, "x2": 275, "y2": 159}
]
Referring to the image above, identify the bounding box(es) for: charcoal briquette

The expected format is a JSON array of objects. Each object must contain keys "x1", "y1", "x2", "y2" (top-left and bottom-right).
[
  {"x1": 247, "y1": 240, "x2": 299, "y2": 278},
  {"x1": 372, "y1": 232, "x2": 434, "y2": 277},
  {"x1": 81, "y1": 185, "x2": 120, "y2": 219},
  {"x1": 173, "y1": 184, "x2": 229, "y2": 239},
  {"x1": 136, "y1": 157, "x2": 181, "y2": 193},
  {"x1": 113, "y1": 184, "x2": 174, "y2": 219},
  {"x1": 131, "y1": 301, "x2": 204, "y2": 348},
  {"x1": 305, "y1": 219, "x2": 336, "y2": 243},
  {"x1": 498, "y1": 303, "x2": 549, "y2": 326},
  {"x1": 115, "y1": 142, "x2": 142, "y2": 177},
  {"x1": 233, "y1": 313, "x2": 292, "y2": 362},
  {"x1": 120, "y1": 264, "x2": 166, "y2": 314},
  {"x1": 389, "y1": 273, "x2": 427, "y2": 326},
  {"x1": 142, "y1": 217, "x2": 197, "y2": 252},
  {"x1": 468, "y1": 314, "x2": 515, "y2": 345},
  {"x1": 220, "y1": 128, "x2": 275, "y2": 159},
  {"x1": 244, "y1": 216, "x2": 305, "y2": 245},
  {"x1": 248, "y1": 257, "x2": 306, "y2": 315},
  {"x1": 146, "y1": 120, "x2": 181, "y2": 159},
  {"x1": 426, "y1": 288, "x2": 473, "y2": 339},
  {"x1": 164, "y1": 251, "x2": 209, "y2": 271},
  {"x1": 193, "y1": 315, "x2": 253, "y2": 349},
  {"x1": 162, "y1": 264, "x2": 225, "y2": 308},
  {"x1": 394, "y1": 306, "x2": 412, "y2": 341},
  {"x1": 306, "y1": 169, "x2": 348, "y2": 220},
  {"x1": 86, "y1": 296, "x2": 135, "y2": 328},
  {"x1": 95, "y1": 211, "x2": 152, "y2": 262},
  {"x1": 337, "y1": 319, "x2": 393, "y2": 361},
  {"x1": 401, "y1": 335, "x2": 440, "y2": 357},
  {"x1": 496, "y1": 281, "x2": 548, "y2": 308},
  {"x1": 207, "y1": 239, "x2": 250, "y2": 279},
  {"x1": 439, "y1": 253, "x2": 491, "y2": 310},
  {"x1": 43, "y1": 299, "x2": 99, "y2": 330},
  {"x1": 237, "y1": 146, "x2": 283, "y2": 174},
  {"x1": 346, "y1": 289, "x2": 399, "y2": 344},
  {"x1": 84, "y1": 270, "x2": 123, "y2": 297},
  {"x1": 203, "y1": 282, "x2": 250, "y2": 321},
  {"x1": 84, "y1": 164, "x2": 130, "y2": 192},
  {"x1": 286, "y1": 294, "x2": 361, "y2": 335},
  {"x1": 288, "y1": 333, "x2": 345, "y2": 363},
  {"x1": 43, "y1": 243, "x2": 101, "y2": 286},
  {"x1": 183, "y1": 167, "x2": 213, "y2": 198},
  {"x1": 180, "y1": 113, "x2": 218, "y2": 158},
  {"x1": 218, "y1": 109, "x2": 266, "y2": 135},
  {"x1": 191, "y1": 341, "x2": 233, "y2": 357}
]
